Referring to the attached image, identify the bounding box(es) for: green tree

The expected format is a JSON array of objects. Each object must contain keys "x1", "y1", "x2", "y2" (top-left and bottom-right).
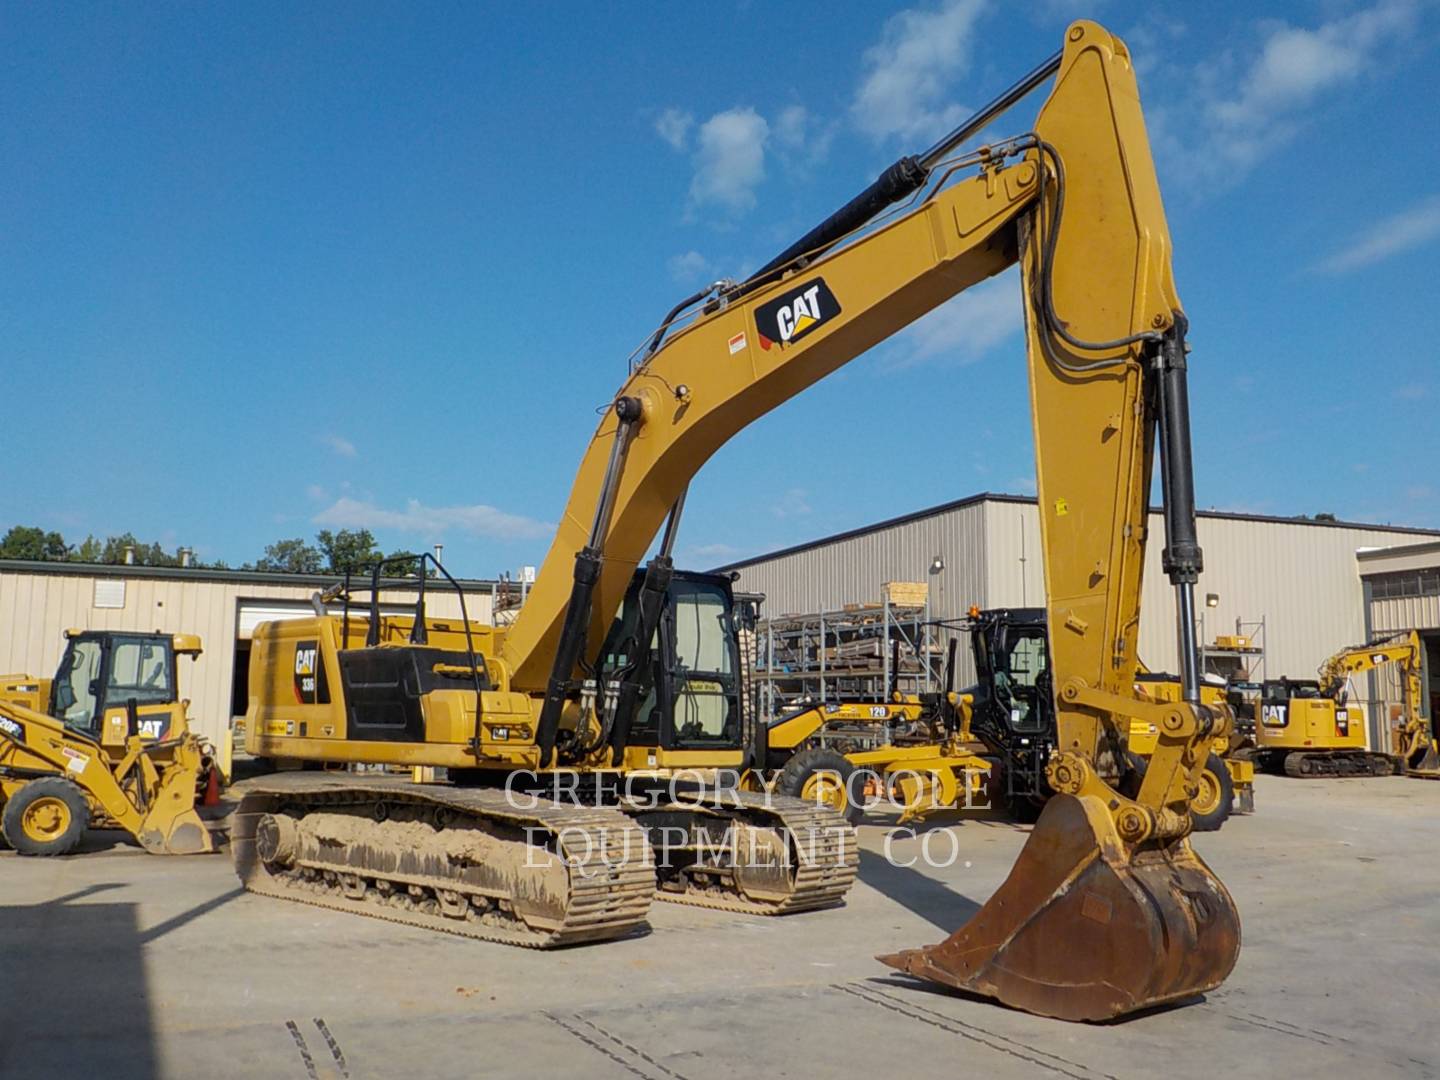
[
  {"x1": 256, "y1": 538, "x2": 323, "y2": 574},
  {"x1": 0, "y1": 525, "x2": 69, "y2": 561},
  {"x1": 98, "y1": 533, "x2": 182, "y2": 566},
  {"x1": 71, "y1": 535, "x2": 104, "y2": 563},
  {"x1": 385, "y1": 550, "x2": 424, "y2": 577},
  {"x1": 317, "y1": 528, "x2": 383, "y2": 573}
]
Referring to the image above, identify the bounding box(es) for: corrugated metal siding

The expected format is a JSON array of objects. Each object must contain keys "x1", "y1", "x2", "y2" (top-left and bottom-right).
[
  {"x1": 984, "y1": 501, "x2": 1412, "y2": 679},
  {"x1": 1369, "y1": 596, "x2": 1440, "y2": 634},
  {"x1": 0, "y1": 571, "x2": 493, "y2": 745},
  {"x1": 732, "y1": 502, "x2": 989, "y2": 622},
  {"x1": 731, "y1": 497, "x2": 1433, "y2": 689}
]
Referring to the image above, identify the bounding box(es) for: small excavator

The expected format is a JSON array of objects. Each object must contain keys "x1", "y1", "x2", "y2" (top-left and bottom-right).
[
  {"x1": 235, "y1": 21, "x2": 1239, "y2": 1021},
  {"x1": 1246, "y1": 630, "x2": 1425, "y2": 777},
  {"x1": 0, "y1": 630, "x2": 216, "y2": 855}
]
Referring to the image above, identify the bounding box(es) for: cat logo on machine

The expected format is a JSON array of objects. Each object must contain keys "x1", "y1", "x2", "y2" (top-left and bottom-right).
[
  {"x1": 1261, "y1": 704, "x2": 1289, "y2": 728},
  {"x1": 293, "y1": 641, "x2": 322, "y2": 705},
  {"x1": 754, "y1": 278, "x2": 840, "y2": 351},
  {"x1": 1335, "y1": 708, "x2": 1349, "y2": 736}
]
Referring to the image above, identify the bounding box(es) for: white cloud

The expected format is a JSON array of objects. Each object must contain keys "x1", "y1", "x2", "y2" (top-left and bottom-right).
[
  {"x1": 1317, "y1": 195, "x2": 1440, "y2": 274},
  {"x1": 879, "y1": 269, "x2": 1020, "y2": 370},
  {"x1": 1165, "y1": 1, "x2": 1419, "y2": 183},
  {"x1": 772, "y1": 104, "x2": 836, "y2": 171},
  {"x1": 1395, "y1": 382, "x2": 1431, "y2": 401},
  {"x1": 851, "y1": 0, "x2": 986, "y2": 144},
  {"x1": 667, "y1": 250, "x2": 713, "y2": 283},
  {"x1": 305, "y1": 484, "x2": 328, "y2": 502},
  {"x1": 655, "y1": 107, "x2": 693, "y2": 151},
  {"x1": 314, "y1": 497, "x2": 552, "y2": 541},
  {"x1": 774, "y1": 105, "x2": 809, "y2": 151},
  {"x1": 772, "y1": 487, "x2": 812, "y2": 519},
  {"x1": 321, "y1": 434, "x2": 356, "y2": 458},
  {"x1": 690, "y1": 107, "x2": 769, "y2": 213}
]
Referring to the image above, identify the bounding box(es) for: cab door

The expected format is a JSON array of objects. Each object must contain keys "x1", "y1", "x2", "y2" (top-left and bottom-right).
[{"x1": 653, "y1": 576, "x2": 745, "y2": 769}]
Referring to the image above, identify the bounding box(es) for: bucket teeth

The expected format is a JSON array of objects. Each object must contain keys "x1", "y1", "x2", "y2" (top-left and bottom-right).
[{"x1": 878, "y1": 794, "x2": 1240, "y2": 1022}]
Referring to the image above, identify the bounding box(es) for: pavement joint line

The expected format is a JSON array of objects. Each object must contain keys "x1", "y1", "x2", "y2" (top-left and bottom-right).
[
  {"x1": 285, "y1": 1019, "x2": 320, "y2": 1080},
  {"x1": 857, "y1": 982, "x2": 1119, "y2": 1080},
  {"x1": 542, "y1": 1011, "x2": 665, "y2": 1080},
  {"x1": 1202, "y1": 1005, "x2": 1430, "y2": 1074},
  {"x1": 833, "y1": 982, "x2": 1102, "y2": 1080},
  {"x1": 569, "y1": 1013, "x2": 692, "y2": 1080},
  {"x1": 313, "y1": 1018, "x2": 350, "y2": 1078}
]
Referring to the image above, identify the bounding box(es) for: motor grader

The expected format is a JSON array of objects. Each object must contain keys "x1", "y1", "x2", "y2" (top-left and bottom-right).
[
  {"x1": 754, "y1": 607, "x2": 1254, "y2": 832},
  {"x1": 0, "y1": 630, "x2": 215, "y2": 855},
  {"x1": 235, "y1": 20, "x2": 1240, "y2": 1022}
]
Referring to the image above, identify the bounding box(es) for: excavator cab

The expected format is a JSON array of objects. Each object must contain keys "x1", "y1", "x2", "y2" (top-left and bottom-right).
[
  {"x1": 966, "y1": 608, "x2": 1055, "y2": 812},
  {"x1": 597, "y1": 570, "x2": 746, "y2": 762}
]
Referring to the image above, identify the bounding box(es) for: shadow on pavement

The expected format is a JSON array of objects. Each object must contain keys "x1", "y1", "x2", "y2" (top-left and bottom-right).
[
  {"x1": 856, "y1": 848, "x2": 981, "y2": 931},
  {"x1": 0, "y1": 884, "x2": 157, "y2": 1079}
]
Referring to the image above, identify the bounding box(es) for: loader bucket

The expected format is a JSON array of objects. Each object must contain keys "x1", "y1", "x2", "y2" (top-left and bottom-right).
[
  {"x1": 134, "y1": 758, "x2": 217, "y2": 855},
  {"x1": 878, "y1": 793, "x2": 1239, "y2": 1022},
  {"x1": 137, "y1": 803, "x2": 215, "y2": 855}
]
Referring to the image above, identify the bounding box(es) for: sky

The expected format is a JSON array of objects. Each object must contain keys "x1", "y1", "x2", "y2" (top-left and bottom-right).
[{"x1": 4, "y1": 0, "x2": 1440, "y2": 578}]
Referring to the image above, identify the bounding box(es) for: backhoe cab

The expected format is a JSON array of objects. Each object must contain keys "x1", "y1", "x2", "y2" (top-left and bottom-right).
[{"x1": 48, "y1": 630, "x2": 202, "y2": 750}]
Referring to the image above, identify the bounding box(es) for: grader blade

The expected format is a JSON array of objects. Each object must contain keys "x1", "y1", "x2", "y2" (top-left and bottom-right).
[{"x1": 878, "y1": 793, "x2": 1239, "y2": 1022}]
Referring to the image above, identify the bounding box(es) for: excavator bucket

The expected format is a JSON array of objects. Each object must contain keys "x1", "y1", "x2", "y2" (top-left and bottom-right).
[{"x1": 878, "y1": 794, "x2": 1240, "y2": 1022}]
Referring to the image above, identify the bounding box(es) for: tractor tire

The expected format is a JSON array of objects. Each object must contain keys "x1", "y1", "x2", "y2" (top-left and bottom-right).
[
  {"x1": 2, "y1": 777, "x2": 89, "y2": 856},
  {"x1": 1191, "y1": 753, "x2": 1234, "y2": 832},
  {"x1": 777, "y1": 747, "x2": 864, "y2": 824}
]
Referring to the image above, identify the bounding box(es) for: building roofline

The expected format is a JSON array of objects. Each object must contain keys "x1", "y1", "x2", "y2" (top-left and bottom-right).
[
  {"x1": 0, "y1": 558, "x2": 498, "y2": 591},
  {"x1": 1356, "y1": 538, "x2": 1440, "y2": 565},
  {"x1": 714, "y1": 492, "x2": 1440, "y2": 571}
]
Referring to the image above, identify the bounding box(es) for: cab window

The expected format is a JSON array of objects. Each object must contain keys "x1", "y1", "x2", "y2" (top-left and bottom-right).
[
  {"x1": 671, "y1": 582, "x2": 736, "y2": 743},
  {"x1": 55, "y1": 639, "x2": 103, "y2": 733},
  {"x1": 108, "y1": 640, "x2": 174, "y2": 704}
]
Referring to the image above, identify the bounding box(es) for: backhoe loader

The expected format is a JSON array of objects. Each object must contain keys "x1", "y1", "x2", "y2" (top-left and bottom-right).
[
  {"x1": 0, "y1": 630, "x2": 215, "y2": 855},
  {"x1": 235, "y1": 21, "x2": 1239, "y2": 1021},
  {"x1": 1246, "y1": 630, "x2": 1424, "y2": 777}
]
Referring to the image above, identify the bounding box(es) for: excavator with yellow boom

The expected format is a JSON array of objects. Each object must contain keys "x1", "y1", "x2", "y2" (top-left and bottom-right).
[
  {"x1": 235, "y1": 21, "x2": 1239, "y2": 1021},
  {"x1": 1247, "y1": 630, "x2": 1426, "y2": 777}
]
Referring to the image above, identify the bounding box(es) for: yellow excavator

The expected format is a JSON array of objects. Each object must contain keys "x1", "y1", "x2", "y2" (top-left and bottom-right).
[
  {"x1": 1247, "y1": 630, "x2": 1424, "y2": 777},
  {"x1": 0, "y1": 630, "x2": 216, "y2": 855},
  {"x1": 235, "y1": 21, "x2": 1238, "y2": 1021}
]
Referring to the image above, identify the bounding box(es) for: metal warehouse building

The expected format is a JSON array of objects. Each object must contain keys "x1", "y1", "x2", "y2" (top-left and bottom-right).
[
  {"x1": 720, "y1": 493, "x2": 1440, "y2": 747},
  {"x1": 0, "y1": 560, "x2": 496, "y2": 746}
]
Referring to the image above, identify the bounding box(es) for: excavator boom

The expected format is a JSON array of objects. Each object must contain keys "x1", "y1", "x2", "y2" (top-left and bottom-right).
[
  {"x1": 1326, "y1": 630, "x2": 1439, "y2": 775},
  {"x1": 499, "y1": 21, "x2": 1237, "y2": 1019}
]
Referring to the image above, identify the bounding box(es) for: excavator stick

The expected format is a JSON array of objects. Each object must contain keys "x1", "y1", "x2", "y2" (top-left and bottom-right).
[
  {"x1": 877, "y1": 22, "x2": 1241, "y2": 1019},
  {"x1": 879, "y1": 795, "x2": 1239, "y2": 1021}
]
